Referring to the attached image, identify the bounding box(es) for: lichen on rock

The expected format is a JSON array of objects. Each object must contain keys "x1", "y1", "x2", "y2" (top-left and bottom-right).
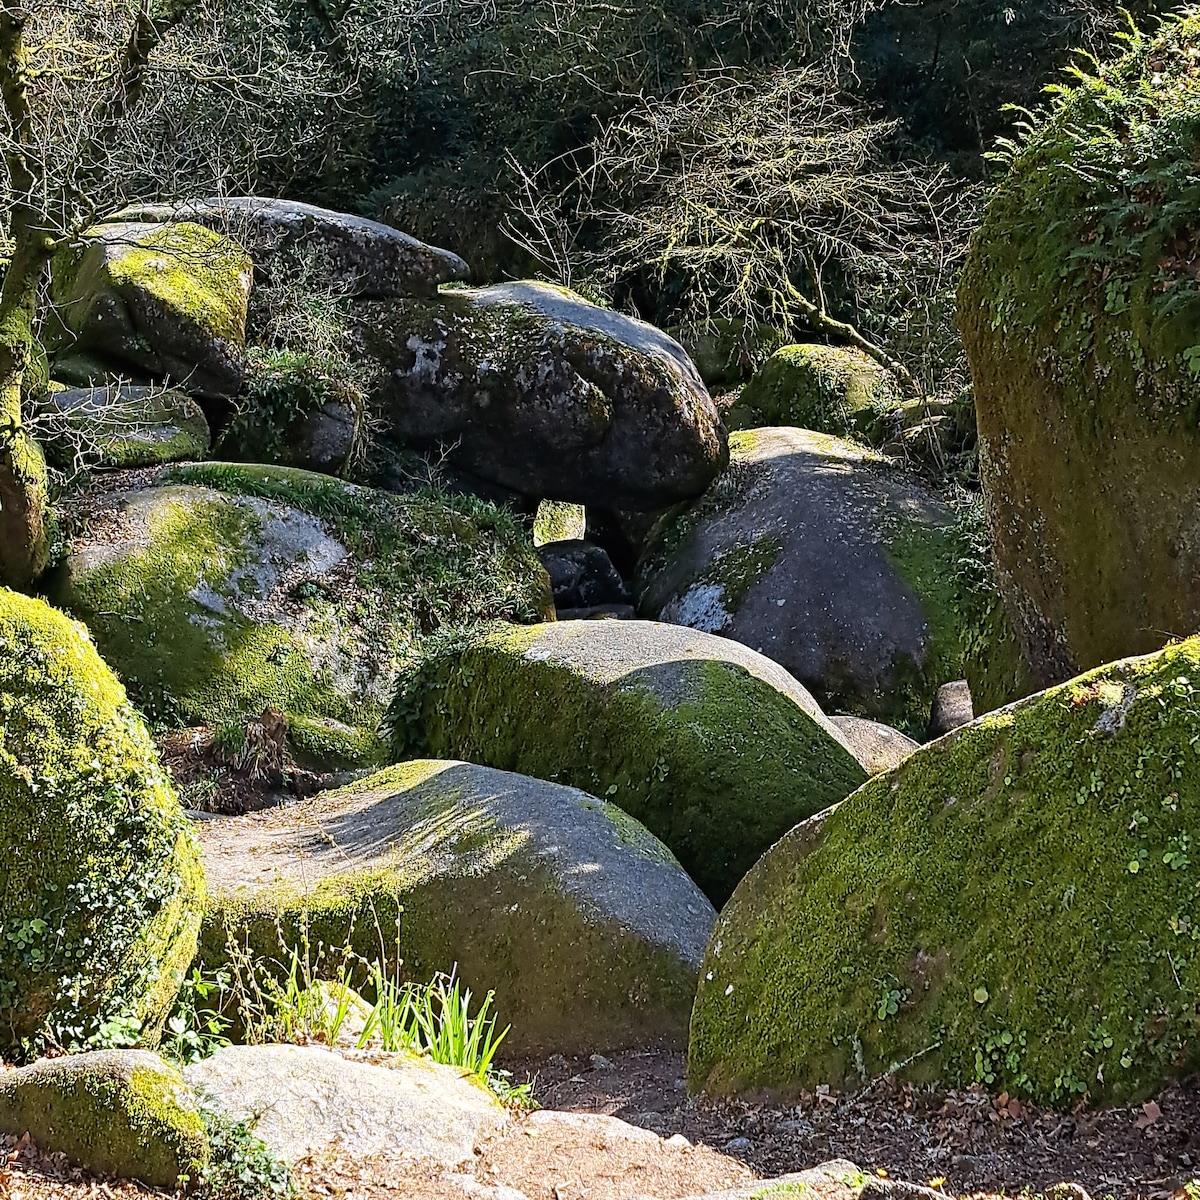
[{"x1": 53, "y1": 463, "x2": 550, "y2": 737}]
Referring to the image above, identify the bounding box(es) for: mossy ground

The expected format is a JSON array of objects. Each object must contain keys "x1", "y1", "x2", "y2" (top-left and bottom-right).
[
  {"x1": 690, "y1": 636, "x2": 1200, "y2": 1106},
  {"x1": 58, "y1": 463, "x2": 549, "y2": 732},
  {"x1": 959, "y1": 10, "x2": 1200, "y2": 688},
  {"x1": 383, "y1": 622, "x2": 866, "y2": 904},
  {"x1": 0, "y1": 590, "x2": 202, "y2": 1059}
]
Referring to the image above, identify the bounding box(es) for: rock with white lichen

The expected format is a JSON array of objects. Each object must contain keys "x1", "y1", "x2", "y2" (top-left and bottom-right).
[
  {"x1": 638, "y1": 428, "x2": 967, "y2": 738},
  {"x1": 357, "y1": 281, "x2": 728, "y2": 510},
  {"x1": 52, "y1": 463, "x2": 550, "y2": 746}
]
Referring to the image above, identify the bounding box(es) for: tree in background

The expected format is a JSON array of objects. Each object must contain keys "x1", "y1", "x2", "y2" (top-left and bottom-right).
[{"x1": 0, "y1": 0, "x2": 326, "y2": 590}]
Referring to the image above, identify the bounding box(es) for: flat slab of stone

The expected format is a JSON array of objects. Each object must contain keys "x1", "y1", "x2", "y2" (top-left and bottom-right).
[{"x1": 185, "y1": 1043, "x2": 504, "y2": 1165}]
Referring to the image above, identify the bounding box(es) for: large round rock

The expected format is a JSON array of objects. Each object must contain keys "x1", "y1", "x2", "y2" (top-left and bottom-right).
[
  {"x1": 54, "y1": 463, "x2": 550, "y2": 736},
  {"x1": 50, "y1": 222, "x2": 252, "y2": 399},
  {"x1": 0, "y1": 591, "x2": 202, "y2": 1056},
  {"x1": 385, "y1": 620, "x2": 866, "y2": 904},
  {"x1": 690, "y1": 635, "x2": 1200, "y2": 1105},
  {"x1": 198, "y1": 760, "x2": 715, "y2": 1053},
  {"x1": 958, "y1": 11, "x2": 1200, "y2": 691},
  {"x1": 639, "y1": 428, "x2": 966, "y2": 736},
  {"x1": 358, "y1": 281, "x2": 727, "y2": 510}
]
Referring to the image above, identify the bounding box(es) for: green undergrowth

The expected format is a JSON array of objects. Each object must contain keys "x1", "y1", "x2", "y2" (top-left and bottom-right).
[
  {"x1": 690, "y1": 635, "x2": 1200, "y2": 1105},
  {"x1": 381, "y1": 621, "x2": 865, "y2": 903}
]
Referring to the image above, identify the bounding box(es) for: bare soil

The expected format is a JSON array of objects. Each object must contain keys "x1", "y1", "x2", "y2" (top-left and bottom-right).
[{"x1": 6, "y1": 1049, "x2": 1200, "y2": 1200}]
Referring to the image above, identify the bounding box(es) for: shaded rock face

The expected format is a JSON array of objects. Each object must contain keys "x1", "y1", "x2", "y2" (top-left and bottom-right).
[
  {"x1": 198, "y1": 760, "x2": 715, "y2": 1053},
  {"x1": 185, "y1": 1043, "x2": 504, "y2": 1165},
  {"x1": 0, "y1": 591, "x2": 202, "y2": 1057},
  {"x1": 50, "y1": 222, "x2": 252, "y2": 399},
  {"x1": 115, "y1": 197, "x2": 470, "y2": 298},
  {"x1": 538, "y1": 540, "x2": 630, "y2": 611},
  {"x1": 359, "y1": 281, "x2": 728, "y2": 510},
  {"x1": 36, "y1": 384, "x2": 210, "y2": 469},
  {"x1": 639, "y1": 428, "x2": 966, "y2": 737},
  {"x1": 54, "y1": 464, "x2": 550, "y2": 736},
  {"x1": 957, "y1": 12, "x2": 1200, "y2": 692},
  {"x1": 688, "y1": 635, "x2": 1200, "y2": 1106},
  {"x1": 0, "y1": 1051, "x2": 206, "y2": 1190},
  {"x1": 385, "y1": 619, "x2": 865, "y2": 905}
]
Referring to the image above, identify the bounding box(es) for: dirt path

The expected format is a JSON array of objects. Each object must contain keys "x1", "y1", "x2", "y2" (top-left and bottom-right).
[{"x1": 5, "y1": 1051, "x2": 1200, "y2": 1200}]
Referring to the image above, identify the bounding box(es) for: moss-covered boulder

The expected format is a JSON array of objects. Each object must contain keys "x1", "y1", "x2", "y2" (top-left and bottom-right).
[
  {"x1": 639, "y1": 428, "x2": 967, "y2": 737},
  {"x1": 35, "y1": 384, "x2": 210, "y2": 470},
  {"x1": 0, "y1": 591, "x2": 202, "y2": 1055},
  {"x1": 689, "y1": 635, "x2": 1200, "y2": 1105},
  {"x1": 357, "y1": 281, "x2": 728, "y2": 510},
  {"x1": 726, "y1": 345, "x2": 900, "y2": 437},
  {"x1": 674, "y1": 318, "x2": 791, "y2": 387},
  {"x1": 533, "y1": 500, "x2": 586, "y2": 546},
  {"x1": 54, "y1": 463, "x2": 551, "y2": 736},
  {"x1": 957, "y1": 11, "x2": 1200, "y2": 691},
  {"x1": 198, "y1": 759, "x2": 716, "y2": 1053},
  {"x1": 384, "y1": 620, "x2": 865, "y2": 903},
  {"x1": 218, "y1": 350, "x2": 365, "y2": 476},
  {"x1": 0, "y1": 1051, "x2": 207, "y2": 1188},
  {"x1": 51, "y1": 221, "x2": 252, "y2": 399}
]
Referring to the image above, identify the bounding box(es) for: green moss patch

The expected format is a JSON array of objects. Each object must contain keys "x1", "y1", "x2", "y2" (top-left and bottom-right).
[
  {"x1": 690, "y1": 635, "x2": 1200, "y2": 1105},
  {"x1": 0, "y1": 1050, "x2": 207, "y2": 1189},
  {"x1": 0, "y1": 591, "x2": 202, "y2": 1059},
  {"x1": 382, "y1": 621, "x2": 866, "y2": 904},
  {"x1": 727, "y1": 344, "x2": 900, "y2": 437},
  {"x1": 55, "y1": 464, "x2": 550, "y2": 731}
]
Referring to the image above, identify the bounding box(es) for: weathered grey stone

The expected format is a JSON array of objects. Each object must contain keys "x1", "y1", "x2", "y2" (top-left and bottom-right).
[
  {"x1": 197, "y1": 759, "x2": 716, "y2": 1053},
  {"x1": 538, "y1": 540, "x2": 630, "y2": 611},
  {"x1": 359, "y1": 281, "x2": 728, "y2": 510},
  {"x1": 185, "y1": 1043, "x2": 503, "y2": 1165},
  {"x1": 115, "y1": 197, "x2": 469, "y2": 298},
  {"x1": 830, "y1": 715, "x2": 919, "y2": 774},
  {"x1": 927, "y1": 679, "x2": 974, "y2": 739},
  {"x1": 0, "y1": 1051, "x2": 206, "y2": 1189},
  {"x1": 36, "y1": 384, "x2": 209, "y2": 469},
  {"x1": 50, "y1": 221, "x2": 252, "y2": 399},
  {"x1": 640, "y1": 428, "x2": 967, "y2": 736},
  {"x1": 386, "y1": 619, "x2": 865, "y2": 904}
]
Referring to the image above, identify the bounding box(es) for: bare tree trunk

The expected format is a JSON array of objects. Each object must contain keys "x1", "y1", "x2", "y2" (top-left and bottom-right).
[{"x1": 0, "y1": 7, "x2": 49, "y2": 589}]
